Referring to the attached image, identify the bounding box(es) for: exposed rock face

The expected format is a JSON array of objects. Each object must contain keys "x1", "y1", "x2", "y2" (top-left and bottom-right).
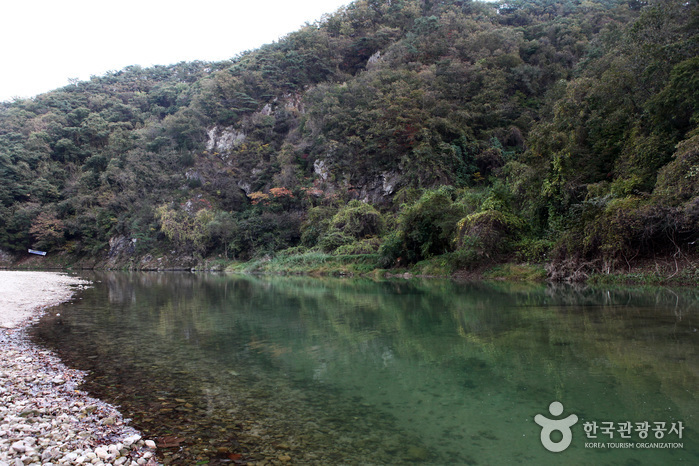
[
  {"x1": 281, "y1": 92, "x2": 305, "y2": 114},
  {"x1": 382, "y1": 171, "x2": 401, "y2": 196},
  {"x1": 137, "y1": 254, "x2": 198, "y2": 271},
  {"x1": 237, "y1": 180, "x2": 252, "y2": 195},
  {"x1": 199, "y1": 91, "x2": 403, "y2": 205},
  {"x1": 314, "y1": 159, "x2": 330, "y2": 181},
  {"x1": 206, "y1": 127, "x2": 246, "y2": 152},
  {"x1": 357, "y1": 171, "x2": 403, "y2": 204},
  {"x1": 108, "y1": 236, "x2": 136, "y2": 260},
  {"x1": 185, "y1": 169, "x2": 203, "y2": 182},
  {"x1": 367, "y1": 50, "x2": 382, "y2": 68},
  {"x1": 311, "y1": 158, "x2": 403, "y2": 203}
]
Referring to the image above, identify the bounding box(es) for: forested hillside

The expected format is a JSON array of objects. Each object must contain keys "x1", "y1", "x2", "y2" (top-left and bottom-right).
[{"x1": 1, "y1": 0, "x2": 697, "y2": 280}]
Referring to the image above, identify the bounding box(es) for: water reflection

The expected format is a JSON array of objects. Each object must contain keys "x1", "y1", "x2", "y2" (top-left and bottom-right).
[{"x1": 31, "y1": 273, "x2": 698, "y2": 465}]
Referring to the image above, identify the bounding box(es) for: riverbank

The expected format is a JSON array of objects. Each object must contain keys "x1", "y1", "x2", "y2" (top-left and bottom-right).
[
  {"x1": 4, "y1": 248, "x2": 698, "y2": 286},
  {"x1": 221, "y1": 252, "x2": 698, "y2": 286},
  {"x1": 0, "y1": 271, "x2": 159, "y2": 465}
]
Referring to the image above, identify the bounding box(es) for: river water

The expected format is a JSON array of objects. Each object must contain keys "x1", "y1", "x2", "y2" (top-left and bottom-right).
[{"x1": 31, "y1": 272, "x2": 698, "y2": 465}]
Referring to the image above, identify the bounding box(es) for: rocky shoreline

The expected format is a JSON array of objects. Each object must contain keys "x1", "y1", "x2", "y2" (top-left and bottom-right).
[{"x1": 0, "y1": 272, "x2": 159, "y2": 465}]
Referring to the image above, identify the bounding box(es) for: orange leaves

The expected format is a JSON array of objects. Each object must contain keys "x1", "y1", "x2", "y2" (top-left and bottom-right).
[
  {"x1": 269, "y1": 187, "x2": 293, "y2": 198},
  {"x1": 29, "y1": 211, "x2": 65, "y2": 247},
  {"x1": 248, "y1": 191, "x2": 270, "y2": 205},
  {"x1": 249, "y1": 187, "x2": 294, "y2": 205}
]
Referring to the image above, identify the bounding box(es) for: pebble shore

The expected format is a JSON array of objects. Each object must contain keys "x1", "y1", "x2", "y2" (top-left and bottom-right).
[{"x1": 0, "y1": 272, "x2": 160, "y2": 465}]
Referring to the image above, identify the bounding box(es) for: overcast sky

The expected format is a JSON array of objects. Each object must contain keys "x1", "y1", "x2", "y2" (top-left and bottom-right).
[{"x1": 0, "y1": 0, "x2": 350, "y2": 102}]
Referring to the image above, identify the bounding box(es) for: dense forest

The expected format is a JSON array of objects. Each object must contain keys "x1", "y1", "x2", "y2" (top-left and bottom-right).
[{"x1": 1, "y1": 0, "x2": 697, "y2": 281}]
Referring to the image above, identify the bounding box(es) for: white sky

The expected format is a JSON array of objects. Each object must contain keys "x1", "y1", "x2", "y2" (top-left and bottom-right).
[{"x1": 0, "y1": 0, "x2": 350, "y2": 102}]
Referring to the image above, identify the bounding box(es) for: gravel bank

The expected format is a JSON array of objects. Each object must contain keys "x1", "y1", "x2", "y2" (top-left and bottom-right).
[
  {"x1": 0, "y1": 272, "x2": 90, "y2": 330},
  {"x1": 0, "y1": 272, "x2": 159, "y2": 465}
]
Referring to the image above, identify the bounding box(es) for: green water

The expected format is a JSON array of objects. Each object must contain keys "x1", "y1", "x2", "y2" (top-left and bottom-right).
[{"x1": 31, "y1": 272, "x2": 698, "y2": 465}]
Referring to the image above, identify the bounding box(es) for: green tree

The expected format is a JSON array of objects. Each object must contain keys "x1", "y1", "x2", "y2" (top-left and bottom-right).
[{"x1": 156, "y1": 204, "x2": 214, "y2": 255}]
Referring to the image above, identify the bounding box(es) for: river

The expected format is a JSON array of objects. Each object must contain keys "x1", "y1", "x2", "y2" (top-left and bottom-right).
[{"x1": 30, "y1": 272, "x2": 698, "y2": 465}]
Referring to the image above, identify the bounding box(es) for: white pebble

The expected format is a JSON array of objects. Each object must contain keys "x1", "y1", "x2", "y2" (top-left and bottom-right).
[
  {"x1": 0, "y1": 324, "x2": 153, "y2": 466},
  {"x1": 9, "y1": 441, "x2": 25, "y2": 453},
  {"x1": 93, "y1": 447, "x2": 108, "y2": 459}
]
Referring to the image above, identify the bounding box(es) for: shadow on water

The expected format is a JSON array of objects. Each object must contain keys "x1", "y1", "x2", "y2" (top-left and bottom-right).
[{"x1": 30, "y1": 272, "x2": 699, "y2": 465}]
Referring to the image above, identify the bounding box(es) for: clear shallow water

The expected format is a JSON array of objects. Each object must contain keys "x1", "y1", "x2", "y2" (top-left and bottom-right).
[{"x1": 31, "y1": 272, "x2": 698, "y2": 465}]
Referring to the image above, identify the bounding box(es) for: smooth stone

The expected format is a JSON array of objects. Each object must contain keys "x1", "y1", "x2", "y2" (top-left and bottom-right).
[
  {"x1": 10, "y1": 441, "x2": 25, "y2": 453},
  {"x1": 123, "y1": 434, "x2": 141, "y2": 446},
  {"x1": 94, "y1": 447, "x2": 108, "y2": 459},
  {"x1": 22, "y1": 438, "x2": 36, "y2": 446}
]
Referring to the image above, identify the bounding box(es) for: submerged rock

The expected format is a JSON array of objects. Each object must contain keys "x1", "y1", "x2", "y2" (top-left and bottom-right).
[{"x1": 407, "y1": 445, "x2": 429, "y2": 461}]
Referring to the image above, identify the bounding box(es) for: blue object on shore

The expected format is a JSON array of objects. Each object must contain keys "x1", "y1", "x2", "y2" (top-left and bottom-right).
[{"x1": 28, "y1": 249, "x2": 47, "y2": 256}]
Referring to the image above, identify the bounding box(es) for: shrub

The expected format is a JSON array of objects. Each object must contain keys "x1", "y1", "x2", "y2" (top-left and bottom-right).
[
  {"x1": 329, "y1": 200, "x2": 384, "y2": 239},
  {"x1": 300, "y1": 206, "x2": 337, "y2": 247},
  {"x1": 653, "y1": 134, "x2": 699, "y2": 205},
  {"x1": 335, "y1": 237, "x2": 382, "y2": 255},
  {"x1": 156, "y1": 204, "x2": 213, "y2": 254},
  {"x1": 377, "y1": 231, "x2": 404, "y2": 268},
  {"x1": 275, "y1": 245, "x2": 309, "y2": 257},
  {"x1": 312, "y1": 200, "x2": 386, "y2": 253},
  {"x1": 514, "y1": 237, "x2": 554, "y2": 262},
  {"x1": 318, "y1": 230, "x2": 354, "y2": 252},
  {"x1": 228, "y1": 211, "x2": 303, "y2": 259},
  {"x1": 398, "y1": 186, "x2": 468, "y2": 262},
  {"x1": 553, "y1": 193, "x2": 696, "y2": 270},
  {"x1": 455, "y1": 210, "x2": 524, "y2": 256},
  {"x1": 448, "y1": 236, "x2": 486, "y2": 269}
]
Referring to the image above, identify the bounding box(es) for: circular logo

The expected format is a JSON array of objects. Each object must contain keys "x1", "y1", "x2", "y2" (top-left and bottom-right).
[{"x1": 534, "y1": 401, "x2": 579, "y2": 452}]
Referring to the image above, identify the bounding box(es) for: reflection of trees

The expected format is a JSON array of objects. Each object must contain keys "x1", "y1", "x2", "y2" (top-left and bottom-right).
[
  {"x1": 473, "y1": 284, "x2": 699, "y2": 431},
  {"x1": 40, "y1": 272, "x2": 699, "y2": 439},
  {"x1": 93, "y1": 272, "x2": 699, "y2": 374}
]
